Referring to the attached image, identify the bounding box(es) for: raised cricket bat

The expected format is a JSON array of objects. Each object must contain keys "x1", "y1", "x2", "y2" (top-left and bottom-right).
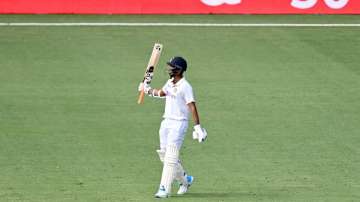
[{"x1": 137, "y1": 43, "x2": 163, "y2": 104}]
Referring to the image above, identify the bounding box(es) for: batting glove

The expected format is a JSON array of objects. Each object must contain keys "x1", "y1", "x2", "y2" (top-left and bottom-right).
[
  {"x1": 193, "y1": 125, "x2": 207, "y2": 143},
  {"x1": 138, "y1": 82, "x2": 152, "y2": 94},
  {"x1": 138, "y1": 82, "x2": 144, "y2": 92}
]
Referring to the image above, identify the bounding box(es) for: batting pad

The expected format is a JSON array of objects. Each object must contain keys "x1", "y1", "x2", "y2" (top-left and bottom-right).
[
  {"x1": 160, "y1": 144, "x2": 179, "y2": 194},
  {"x1": 175, "y1": 161, "x2": 187, "y2": 185},
  {"x1": 157, "y1": 148, "x2": 186, "y2": 185}
]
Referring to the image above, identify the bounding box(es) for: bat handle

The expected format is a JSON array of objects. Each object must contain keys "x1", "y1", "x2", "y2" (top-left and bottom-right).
[{"x1": 137, "y1": 91, "x2": 145, "y2": 104}]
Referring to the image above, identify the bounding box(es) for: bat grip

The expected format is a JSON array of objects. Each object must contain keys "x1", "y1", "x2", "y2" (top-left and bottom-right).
[{"x1": 137, "y1": 91, "x2": 145, "y2": 104}]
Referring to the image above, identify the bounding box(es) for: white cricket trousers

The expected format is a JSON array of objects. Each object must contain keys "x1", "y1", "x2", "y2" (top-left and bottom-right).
[{"x1": 159, "y1": 119, "x2": 188, "y2": 150}]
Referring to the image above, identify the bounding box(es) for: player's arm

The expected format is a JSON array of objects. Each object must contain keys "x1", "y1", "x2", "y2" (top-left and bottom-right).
[
  {"x1": 187, "y1": 102, "x2": 200, "y2": 125},
  {"x1": 188, "y1": 102, "x2": 207, "y2": 143},
  {"x1": 138, "y1": 82, "x2": 166, "y2": 97},
  {"x1": 147, "y1": 88, "x2": 166, "y2": 97}
]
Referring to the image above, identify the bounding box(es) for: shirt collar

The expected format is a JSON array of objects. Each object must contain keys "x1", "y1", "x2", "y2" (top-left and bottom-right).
[{"x1": 171, "y1": 77, "x2": 185, "y2": 87}]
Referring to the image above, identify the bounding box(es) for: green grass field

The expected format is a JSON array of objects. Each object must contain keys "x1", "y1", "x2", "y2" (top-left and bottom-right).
[{"x1": 0, "y1": 15, "x2": 359, "y2": 202}]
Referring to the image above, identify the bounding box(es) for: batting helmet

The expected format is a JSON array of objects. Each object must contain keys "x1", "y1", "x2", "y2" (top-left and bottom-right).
[{"x1": 167, "y1": 56, "x2": 187, "y2": 73}]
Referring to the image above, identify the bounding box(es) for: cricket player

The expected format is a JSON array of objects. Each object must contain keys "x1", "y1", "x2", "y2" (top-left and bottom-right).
[{"x1": 138, "y1": 56, "x2": 207, "y2": 198}]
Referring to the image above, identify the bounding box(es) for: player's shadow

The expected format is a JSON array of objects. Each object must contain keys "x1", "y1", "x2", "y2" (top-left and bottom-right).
[
  {"x1": 172, "y1": 191, "x2": 282, "y2": 200},
  {"x1": 173, "y1": 192, "x2": 255, "y2": 199},
  {"x1": 186, "y1": 192, "x2": 241, "y2": 198}
]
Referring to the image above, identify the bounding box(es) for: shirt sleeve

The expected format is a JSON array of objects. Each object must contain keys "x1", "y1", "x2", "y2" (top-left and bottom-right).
[
  {"x1": 183, "y1": 84, "x2": 195, "y2": 104},
  {"x1": 161, "y1": 81, "x2": 169, "y2": 95}
]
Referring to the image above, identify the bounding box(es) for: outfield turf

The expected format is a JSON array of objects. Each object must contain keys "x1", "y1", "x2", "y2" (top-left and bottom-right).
[{"x1": 0, "y1": 15, "x2": 359, "y2": 202}]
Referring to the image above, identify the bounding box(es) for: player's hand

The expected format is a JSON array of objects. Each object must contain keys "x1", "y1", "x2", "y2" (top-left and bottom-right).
[
  {"x1": 144, "y1": 75, "x2": 152, "y2": 83},
  {"x1": 143, "y1": 83, "x2": 152, "y2": 94},
  {"x1": 192, "y1": 125, "x2": 207, "y2": 143},
  {"x1": 138, "y1": 82, "x2": 144, "y2": 92},
  {"x1": 138, "y1": 82, "x2": 151, "y2": 94}
]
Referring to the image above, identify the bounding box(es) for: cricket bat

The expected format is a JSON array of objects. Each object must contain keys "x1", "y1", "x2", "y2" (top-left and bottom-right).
[{"x1": 137, "y1": 43, "x2": 163, "y2": 104}]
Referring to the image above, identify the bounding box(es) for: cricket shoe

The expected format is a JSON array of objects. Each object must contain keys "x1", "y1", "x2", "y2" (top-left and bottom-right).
[
  {"x1": 177, "y1": 175, "x2": 194, "y2": 195},
  {"x1": 154, "y1": 185, "x2": 168, "y2": 198}
]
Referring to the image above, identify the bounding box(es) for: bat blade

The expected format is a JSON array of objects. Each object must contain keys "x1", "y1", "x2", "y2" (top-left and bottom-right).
[{"x1": 137, "y1": 43, "x2": 163, "y2": 104}]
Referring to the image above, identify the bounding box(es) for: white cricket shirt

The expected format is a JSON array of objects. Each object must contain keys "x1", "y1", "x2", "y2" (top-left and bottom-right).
[{"x1": 161, "y1": 77, "x2": 195, "y2": 121}]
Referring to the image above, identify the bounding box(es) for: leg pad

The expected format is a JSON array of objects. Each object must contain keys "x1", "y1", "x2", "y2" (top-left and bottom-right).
[{"x1": 159, "y1": 144, "x2": 179, "y2": 194}]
